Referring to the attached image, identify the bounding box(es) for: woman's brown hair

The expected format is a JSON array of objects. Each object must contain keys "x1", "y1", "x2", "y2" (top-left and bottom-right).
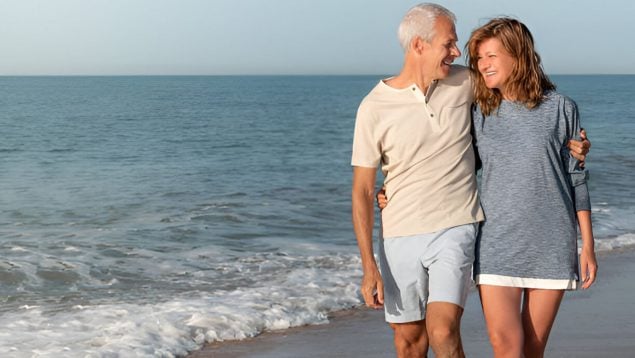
[{"x1": 466, "y1": 18, "x2": 555, "y2": 116}]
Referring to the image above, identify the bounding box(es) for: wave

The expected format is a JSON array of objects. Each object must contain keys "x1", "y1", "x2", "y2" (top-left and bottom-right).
[
  {"x1": 2, "y1": 233, "x2": 634, "y2": 357},
  {"x1": 0, "y1": 253, "x2": 363, "y2": 357},
  {"x1": 47, "y1": 148, "x2": 76, "y2": 153},
  {"x1": 594, "y1": 233, "x2": 635, "y2": 252}
]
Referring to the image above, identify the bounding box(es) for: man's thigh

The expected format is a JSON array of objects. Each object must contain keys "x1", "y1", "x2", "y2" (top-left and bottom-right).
[
  {"x1": 381, "y1": 223, "x2": 477, "y2": 323},
  {"x1": 380, "y1": 234, "x2": 429, "y2": 323},
  {"x1": 426, "y1": 223, "x2": 477, "y2": 307}
]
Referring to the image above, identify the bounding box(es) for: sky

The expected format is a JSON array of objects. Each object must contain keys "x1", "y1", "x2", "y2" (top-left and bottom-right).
[{"x1": 0, "y1": 0, "x2": 633, "y2": 75}]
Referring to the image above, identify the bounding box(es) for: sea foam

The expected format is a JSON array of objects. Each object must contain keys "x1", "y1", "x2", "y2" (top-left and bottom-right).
[{"x1": 0, "y1": 253, "x2": 363, "y2": 357}]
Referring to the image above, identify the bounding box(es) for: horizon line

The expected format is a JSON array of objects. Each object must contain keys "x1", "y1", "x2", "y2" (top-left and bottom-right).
[{"x1": 1, "y1": 73, "x2": 634, "y2": 77}]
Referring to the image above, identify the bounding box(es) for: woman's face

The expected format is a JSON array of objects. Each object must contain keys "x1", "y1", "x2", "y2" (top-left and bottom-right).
[{"x1": 476, "y1": 37, "x2": 516, "y2": 99}]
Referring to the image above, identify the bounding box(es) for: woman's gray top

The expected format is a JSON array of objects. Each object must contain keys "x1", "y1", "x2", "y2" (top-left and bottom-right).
[{"x1": 472, "y1": 91, "x2": 590, "y2": 289}]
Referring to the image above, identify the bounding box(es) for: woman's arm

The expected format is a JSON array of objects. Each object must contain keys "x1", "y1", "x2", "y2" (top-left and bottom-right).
[
  {"x1": 561, "y1": 97, "x2": 597, "y2": 289},
  {"x1": 577, "y1": 210, "x2": 598, "y2": 289}
]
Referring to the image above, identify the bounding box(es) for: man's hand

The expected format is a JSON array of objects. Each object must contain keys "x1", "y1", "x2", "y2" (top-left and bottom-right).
[
  {"x1": 361, "y1": 266, "x2": 384, "y2": 309},
  {"x1": 567, "y1": 129, "x2": 591, "y2": 164},
  {"x1": 376, "y1": 186, "x2": 388, "y2": 210}
]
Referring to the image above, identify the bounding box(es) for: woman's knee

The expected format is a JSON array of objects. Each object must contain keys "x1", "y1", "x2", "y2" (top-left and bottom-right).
[{"x1": 488, "y1": 329, "x2": 523, "y2": 355}]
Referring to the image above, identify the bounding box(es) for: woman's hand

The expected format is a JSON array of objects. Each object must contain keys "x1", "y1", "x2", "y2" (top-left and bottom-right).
[
  {"x1": 376, "y1": 186, "x2": 388, "y2": 210},
  {"x1": 580, "y1": 245, "x2": 598, "y2": 289}
]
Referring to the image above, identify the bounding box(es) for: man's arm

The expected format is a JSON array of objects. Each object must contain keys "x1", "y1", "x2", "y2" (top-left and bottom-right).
[{"x1": 352, "y1": 166, "x2": 383, "y2": 309}]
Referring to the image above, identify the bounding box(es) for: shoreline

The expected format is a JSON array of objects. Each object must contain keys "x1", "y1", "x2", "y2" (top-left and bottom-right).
[{"x1": 189, "y1": 249, "x2": 635, "y2": 357}]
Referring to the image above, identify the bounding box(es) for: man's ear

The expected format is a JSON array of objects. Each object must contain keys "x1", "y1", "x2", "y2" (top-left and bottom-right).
[{"x1": 411, "y1": 36, "x2": 427, "y2": 55}]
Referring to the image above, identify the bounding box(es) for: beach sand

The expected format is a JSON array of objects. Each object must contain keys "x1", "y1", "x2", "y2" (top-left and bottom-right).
[{"x1": 189, "y1": 249, "x2": 635, "y2": 357}]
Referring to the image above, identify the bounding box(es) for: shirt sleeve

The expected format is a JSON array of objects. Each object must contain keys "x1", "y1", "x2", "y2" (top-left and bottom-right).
[
  {"x1": 561, "y1": 97, "x2": 591, "y2": 212},
  {"x1": 351, "y1": 101, "x2": 381, "y2": 168}
]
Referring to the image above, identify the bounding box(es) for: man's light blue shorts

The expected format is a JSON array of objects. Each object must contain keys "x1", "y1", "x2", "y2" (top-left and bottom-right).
[{"x1": 379, "y1": 223, "x2": 477, "y2": 323}]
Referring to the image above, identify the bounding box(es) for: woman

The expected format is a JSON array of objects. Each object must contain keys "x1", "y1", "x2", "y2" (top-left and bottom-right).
[{"x1": 467, "y1": 18, "x2": 598, "y2": 357}]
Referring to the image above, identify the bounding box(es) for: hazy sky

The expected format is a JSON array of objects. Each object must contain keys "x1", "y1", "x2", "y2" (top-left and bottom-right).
[{"x1": 1, "y1": 0, "x2": 632, "y2": 75}]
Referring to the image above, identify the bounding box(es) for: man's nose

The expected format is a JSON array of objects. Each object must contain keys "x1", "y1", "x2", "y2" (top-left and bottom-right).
[{"x1": 452, "y1": 45, "x2": 461, "y2": 57}]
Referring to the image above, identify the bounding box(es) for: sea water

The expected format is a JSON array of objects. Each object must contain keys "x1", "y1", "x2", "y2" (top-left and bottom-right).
[{"x1": 0, "y1": 75, "x2": 633, "y2": 356}]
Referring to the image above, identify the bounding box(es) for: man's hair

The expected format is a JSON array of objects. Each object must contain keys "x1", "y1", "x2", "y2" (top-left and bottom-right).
[
  {"x1": 398, "y1": 3, "x2": 456, "y2": 52},
  {"x1": 466, "y1": 17, "x2": 556, "y2": 116}
]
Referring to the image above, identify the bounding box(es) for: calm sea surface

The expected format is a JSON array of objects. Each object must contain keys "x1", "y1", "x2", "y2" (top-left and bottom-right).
[{"x1": 0, "y1": 75, "x2": 633, "y2": 356}]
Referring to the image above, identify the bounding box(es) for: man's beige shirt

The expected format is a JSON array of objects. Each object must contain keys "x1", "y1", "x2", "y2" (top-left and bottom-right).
[{"x1": 352, "y1": 65, "x2": 484, "y2": 238}]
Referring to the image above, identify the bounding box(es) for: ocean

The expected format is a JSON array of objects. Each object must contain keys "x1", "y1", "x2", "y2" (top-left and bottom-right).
[{"x1": 0, "y1": 75, "x2": 633, "y2": 357}]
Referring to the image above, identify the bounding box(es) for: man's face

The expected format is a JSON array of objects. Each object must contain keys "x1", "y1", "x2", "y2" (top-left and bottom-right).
[{"x1": 421, "y1": 16, "x2": 460, "y2": 80}]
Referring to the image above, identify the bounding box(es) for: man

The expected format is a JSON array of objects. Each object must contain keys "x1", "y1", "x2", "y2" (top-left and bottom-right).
[{"x1": 351, "y1": 3, "x2": 589, "y2": 357}]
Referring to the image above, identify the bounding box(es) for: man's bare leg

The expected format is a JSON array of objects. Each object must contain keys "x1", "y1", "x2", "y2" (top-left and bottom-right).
[
  {"x1": 426, "y1": 302, "x2": 465, "y2": 358},
  {"x1": 390, "y1": 320, "x2": 429, "y2": 358}
]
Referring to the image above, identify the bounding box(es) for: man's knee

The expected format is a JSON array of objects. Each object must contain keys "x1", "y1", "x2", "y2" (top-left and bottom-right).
[
  {"x1": 428, "y1": 324, "x2": 457, "y2": 341},
  {"x1": 390, "y1": 320, "x2": 427, "y2": 342},
  {"x1": 390, "y1": 321, "x2": 428, "y2": 353},
  {"x1": 427, "y1": 321, "x2": 461, "y2": 349},
  {"x1": 425, "y1": 302, "x2": 463, "y2": 346}
]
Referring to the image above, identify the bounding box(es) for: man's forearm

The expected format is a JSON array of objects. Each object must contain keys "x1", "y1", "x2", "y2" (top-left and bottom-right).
[
  {"x1": 352, "y1": 190, "x2": 377, "y2": 270},
  {"x1": 352, "y1": 166, "x2": 379, "y2": 271}
]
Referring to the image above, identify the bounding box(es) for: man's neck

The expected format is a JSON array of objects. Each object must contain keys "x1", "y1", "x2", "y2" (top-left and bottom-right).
[{"x1": 386, "y1": 67, "x2": 434, "y2": 94}]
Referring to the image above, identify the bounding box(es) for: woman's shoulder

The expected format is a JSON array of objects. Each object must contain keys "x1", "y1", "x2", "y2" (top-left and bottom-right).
[
  {"x1": 540, "y1": 90, "x2": 580, "y2": 123},
  {"x1": 544, "y1": 90, "x2": 578, "y2": 109}
]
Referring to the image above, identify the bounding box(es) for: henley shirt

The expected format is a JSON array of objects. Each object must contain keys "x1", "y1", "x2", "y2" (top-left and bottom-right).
[{"x1": 352, "y1": 65, "x2": 484, "y2": 238}]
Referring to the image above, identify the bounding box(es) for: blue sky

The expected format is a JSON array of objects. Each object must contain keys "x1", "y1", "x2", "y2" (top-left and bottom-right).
[{"x1": 1, "y1": 0, "x2": 632, "y2": 75}]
